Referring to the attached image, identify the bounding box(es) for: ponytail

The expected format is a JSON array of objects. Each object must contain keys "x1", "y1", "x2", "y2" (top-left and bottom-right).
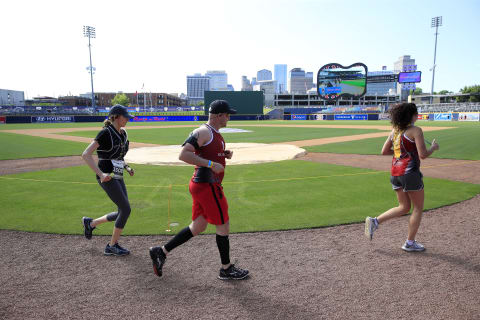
[{"x1": 103, "y1": 115, "x2": 117, "y2": 128}]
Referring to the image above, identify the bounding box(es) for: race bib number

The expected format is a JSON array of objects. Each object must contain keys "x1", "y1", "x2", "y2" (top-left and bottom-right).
[{"x1": 111, "y1": 160, "x2": 125, "y2": 179}]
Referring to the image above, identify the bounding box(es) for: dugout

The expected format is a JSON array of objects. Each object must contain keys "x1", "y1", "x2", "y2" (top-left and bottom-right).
[{"x1": 204, "y1": 91, "x2": 263, "y2": 115}]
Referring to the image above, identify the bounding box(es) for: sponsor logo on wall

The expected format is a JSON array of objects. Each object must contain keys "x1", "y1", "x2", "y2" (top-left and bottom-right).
[
  {"x1": 433, "y1": 113, "x2": 452, "y2": 121},
  {"x1": 334, "y1": 114, "x2": 368, "y2": 120},
  {"x1": 34, "y1": 116, "x2": 74, "y2": 123},
  {"x1": 291, "y1": 114, "x2": 307, "y2": 120},
  {"x1": 458, "y1": 112, "x2": 480, "y2": 121}
]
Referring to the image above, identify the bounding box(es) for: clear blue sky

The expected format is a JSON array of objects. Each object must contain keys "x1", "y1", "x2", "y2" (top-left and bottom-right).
[{"x1": 0, "y1": 0, "x2": 478, "y2": 98}]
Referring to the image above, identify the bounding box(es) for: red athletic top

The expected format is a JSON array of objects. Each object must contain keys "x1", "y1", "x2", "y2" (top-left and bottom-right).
[
  {"x1": 192, "y1": 124, "x2": 226, "y2": 184},
  {"x1": 391, "y1": 128, "x2": 420, "y2": 176}
]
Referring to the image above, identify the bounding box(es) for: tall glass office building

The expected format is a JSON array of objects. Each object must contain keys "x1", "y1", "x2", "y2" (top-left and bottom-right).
[
  {"x1": 205, "y1": 70, "x2": 228, "y2": 91},
  {"x1": 257, "y1": 69, "x2": 272, "y2": 81},
  {"x1": 187, "y1": 74, "x2": 210, "y2": 105},
  {"x1": 274, "y1": 64, "x2": 287, "y2": 93}
]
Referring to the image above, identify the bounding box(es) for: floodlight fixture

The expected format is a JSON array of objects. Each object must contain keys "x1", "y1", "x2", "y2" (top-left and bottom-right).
[
  {"x1": 83, "y1": 25, "x2": 96, "y2": 108},
  {"x1": 430, "y1": 16, "x2": 442, "y2": 102}
]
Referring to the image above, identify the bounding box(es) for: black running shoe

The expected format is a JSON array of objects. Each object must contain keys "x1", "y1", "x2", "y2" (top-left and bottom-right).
[
  {"x1": 149, "y1": 247, "x2": 166, "y2": 277},
  {"x1": 218, "y1": 264, "x2": 249, "y2": 280},
  {"x1": 104, "y1": 243, "x2": 130, "y2": 256},
  {"x1": 82, "y1": 217, "x2": 95, "y2": 240}
]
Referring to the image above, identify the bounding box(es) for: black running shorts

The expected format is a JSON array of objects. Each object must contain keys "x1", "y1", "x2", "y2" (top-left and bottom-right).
[{"x1": 390, "y1": 171, "x2": 424, "y2": 192}]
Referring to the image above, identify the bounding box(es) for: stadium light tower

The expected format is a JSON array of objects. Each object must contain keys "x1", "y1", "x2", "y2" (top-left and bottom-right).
[
  {"x1": 430, "y1": 16, "x2": 442, "y2": 102},
  {"x1": 83, "y1": 25, "x2": 96, "y2": 109}
]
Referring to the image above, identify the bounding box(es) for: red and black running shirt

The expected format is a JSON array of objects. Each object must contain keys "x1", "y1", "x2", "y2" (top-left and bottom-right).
[
  {"x1": 391, "y1": 128, "x2": 420, "y2": 177},
  {"x1": 191, "y1": 124, "x2": 226, "y2": 184}
]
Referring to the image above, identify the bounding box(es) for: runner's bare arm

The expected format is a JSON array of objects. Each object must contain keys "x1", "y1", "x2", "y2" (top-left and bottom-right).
[
  {"x1": 82, "y1": 140, "x2": 111, "y2": 182},
  {"x1": 179, "y1": 127, "x2": 224, "y2": 173},
  {"x1": 412, "y1": 127, "x2": 439, "y2": 159},
  {"x1": 381, "y1": 130, "x2": 394, "y2": 155}
]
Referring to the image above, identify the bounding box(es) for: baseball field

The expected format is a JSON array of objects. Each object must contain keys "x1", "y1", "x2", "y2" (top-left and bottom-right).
[{"x1": 1, "y1": 119, "x2": 479, "y2": 319}]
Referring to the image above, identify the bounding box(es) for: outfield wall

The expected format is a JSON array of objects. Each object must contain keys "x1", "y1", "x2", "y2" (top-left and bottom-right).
[
  {"x1": 286, "y1": 114, "x2": 379, "y2": 121},
  {"x1": 3, "y1": 114, "x2": 269, "y2": 124},
  {"x1": 284, "y1": 112, "x2": 480, "y2": 122},
  {"x1": 417, "y1": 112, "x2": 480, "y2": 122}
]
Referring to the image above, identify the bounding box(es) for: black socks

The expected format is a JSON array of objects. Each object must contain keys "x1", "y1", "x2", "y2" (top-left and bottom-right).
[
  {"x1": 216, "y1": 234, "x2": 230, "y2": 265},
  {"x1": 164, "y1": 227, "x2": 194, "y2": 252}
]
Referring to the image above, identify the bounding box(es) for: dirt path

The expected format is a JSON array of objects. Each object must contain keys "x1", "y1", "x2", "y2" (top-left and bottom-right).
[
  {"x1": 0, "y1": 156, "x2": 87, "y2": 176},
  {"x1": 300, "y1": 153, "x2": 480, "y2": 185},
  {"x1": 1, "y1": 194, "x2": 479, "y2": 320}
]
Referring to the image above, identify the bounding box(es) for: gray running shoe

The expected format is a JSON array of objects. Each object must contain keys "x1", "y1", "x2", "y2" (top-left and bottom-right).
[
  {"x1": 104, "y1": 243, "x2": 130, "y2": 256},
  {"x1": 401, "y1": 240, "x2": 425, "y2": 252},
  {"x1": 364, "y1": 217, "x2": 378, "y2": 240},
  {"x1": 218, "y1": 264, "x2": 249, "y2": 280}
]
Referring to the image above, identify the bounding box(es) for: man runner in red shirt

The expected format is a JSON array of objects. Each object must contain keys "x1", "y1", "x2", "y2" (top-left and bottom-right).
[{"x1": 149, "y1": 100, "x2": 249, "y2": 280}]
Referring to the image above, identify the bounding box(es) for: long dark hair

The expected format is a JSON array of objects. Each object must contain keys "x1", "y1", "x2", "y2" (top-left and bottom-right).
[{"x1": 389, "y1": 103, "x2": 418, "y2": 131}]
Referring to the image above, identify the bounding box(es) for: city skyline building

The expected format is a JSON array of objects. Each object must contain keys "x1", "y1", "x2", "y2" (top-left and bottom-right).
[
  {"x1": 205, "y1": 70, "x2": 228, "y2": 91},
  {"x1": 274, "y1": 64, "x2": 287, "y2": 93},
  {"x1": 394, "y1": 55, "x2": 416, "y2": 100},
  {"x1": 187, "y1": 73, "x2": 211, "y2": 105},
  {"x1": 257, "y1": 69, "x2": 272, "y2": 81},
  {"x1": 241, "y1": 76, "x2": 253, "y2": 91},
  {"x1": 0, "y1": 88, "x2": 25, "y2": 105},
  {"x1": 289, "y1": 68, "x2": 313, "y2": 94},
  {"x1": 253, "y1": 80, "x2": 277, "y2": 106}
]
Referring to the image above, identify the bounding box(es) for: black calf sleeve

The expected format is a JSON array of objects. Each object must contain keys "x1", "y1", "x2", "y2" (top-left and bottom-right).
[
  {"x1": 164, "y1": 227, "x2": 194, "y2": 252},
  {"x1": 216, "y1": 234, "x2": 230, "y2": 265},
  {"x1": 106, "y1": 212, "x2": 119, "y2": 221}
]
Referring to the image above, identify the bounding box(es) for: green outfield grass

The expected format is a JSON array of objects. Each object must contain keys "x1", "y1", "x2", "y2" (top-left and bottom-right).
[
  {"x1": 0, "y1": 161, "x2": 478, "y2": 235},
  {"x1": 0, "y1": 132, "x2": 87, "y2": 160},
  {"x1": 341, "y1": 79, "x2": 366, "y2": 87},
  {"x1": 61, "y1": 126, "x2": 382, "y2": 145},
  {"x1": 1, "y1": 119, "x2": 476, "y2": 131},
  {"x1": 304, "y1": 125, "x2": 480, "y2": 160}
]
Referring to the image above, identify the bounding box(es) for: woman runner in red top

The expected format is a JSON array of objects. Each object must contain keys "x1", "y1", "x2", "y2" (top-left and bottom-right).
[
  {"x1": 365, "y1": 103, "x2": 439, "y2": 252},
  {"x1": 149, "y1": 100, "x2": 249, "y2": 280}
]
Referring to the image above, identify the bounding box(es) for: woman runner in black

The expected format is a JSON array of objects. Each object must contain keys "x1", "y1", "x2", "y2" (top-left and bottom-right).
[
  {"x1": 81, "y1": 105, "x2": 135, "y2": 256},
  {"x1": 365, "y1": 103, "x2": 439, "y2": 251}
]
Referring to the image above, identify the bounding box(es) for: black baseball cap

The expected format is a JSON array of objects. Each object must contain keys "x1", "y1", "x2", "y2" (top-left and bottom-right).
[
  {"x1": 208, "y1": 100, "x2": 237, "y2": 114},
  {"x1": 109, "y1": 104, "x2": 134, "y2": 119}
]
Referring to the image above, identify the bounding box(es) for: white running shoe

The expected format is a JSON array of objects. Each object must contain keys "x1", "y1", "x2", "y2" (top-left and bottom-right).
[
  {"x1": 364, "y1": 217, "x2": 378, "y2": 240},
  {"x1": 401, "y1": 240, "x2": 425, "y2": 252}
]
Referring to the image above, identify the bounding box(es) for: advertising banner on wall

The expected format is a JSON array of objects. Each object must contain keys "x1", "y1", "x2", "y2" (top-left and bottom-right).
[
  {"x1": 130, "y1": 116, "x2": 198, "y2": 122},
  {"x1": 417, "y1": 113, "x2": 429, "y2": 120},
  {"x1": 433, "y1": 113, "x2": 452, "y2": 121},
  {"x1": 0, "y1": 116, "x2": 5, "y2": 124},
  {"x1": 334, "y1": 114, "x2": 368, "y2": 120},
  {"x1": 32, "y1": 116, "x2": 74, "y2": 123},
  {"x1": 291, "y1": 114, "x2": 307, "y2": 120},
  {"x1": 458, "y1": 112, "x2": 480, "y2": 121}
]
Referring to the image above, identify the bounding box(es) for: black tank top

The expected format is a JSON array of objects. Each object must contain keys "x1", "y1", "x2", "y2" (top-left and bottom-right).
[{"x1": 94, "y1": 125, "x2": 129, "y2": 174}]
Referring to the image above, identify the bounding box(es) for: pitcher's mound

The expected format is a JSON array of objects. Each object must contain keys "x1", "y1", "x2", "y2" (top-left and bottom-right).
[{"x1": 125, "y1": 143, "x2": 306, "y2": 166}]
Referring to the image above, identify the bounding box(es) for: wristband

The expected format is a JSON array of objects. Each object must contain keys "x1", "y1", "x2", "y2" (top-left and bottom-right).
[{"x1": 207, "y1": 160, "x2": 212, "y2": 168}]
